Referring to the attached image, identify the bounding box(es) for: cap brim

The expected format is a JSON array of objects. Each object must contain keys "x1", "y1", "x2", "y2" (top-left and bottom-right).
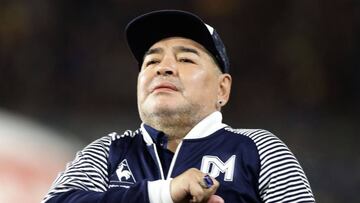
[{"x1": 125, "y1": 10, "x2": 217, "y2": 66}]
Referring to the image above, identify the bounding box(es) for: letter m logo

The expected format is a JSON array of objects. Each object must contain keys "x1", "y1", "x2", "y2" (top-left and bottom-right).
[{"x1": 200, "y1": 155, "x2": 236, "y2": 181}]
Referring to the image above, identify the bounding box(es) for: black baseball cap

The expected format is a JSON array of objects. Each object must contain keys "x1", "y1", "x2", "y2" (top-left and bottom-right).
[{"x1": 125, "y1": 10, "x2": 230, "y2": 73}]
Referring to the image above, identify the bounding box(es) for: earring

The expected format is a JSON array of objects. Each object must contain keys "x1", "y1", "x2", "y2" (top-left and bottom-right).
[{"x1": 218, "y1": 100, "x2": 223, "y2": 105}]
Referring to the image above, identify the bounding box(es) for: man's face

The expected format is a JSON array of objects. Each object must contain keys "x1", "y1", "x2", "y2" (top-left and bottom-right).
[{"x1": 137, "y1": 37, "x2": 231, "y2": 125}]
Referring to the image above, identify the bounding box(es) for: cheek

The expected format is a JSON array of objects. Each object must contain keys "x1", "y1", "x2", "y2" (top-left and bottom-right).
[
  {"x1": 137, "y1": 74, "x2": 148, "y2": 101},
  {"x1": 182, "y1": 71, "x2": 217, "y2": 97}
]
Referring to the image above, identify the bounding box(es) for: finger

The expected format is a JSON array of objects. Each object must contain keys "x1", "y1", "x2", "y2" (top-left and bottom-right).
[
  {"x1": 191, "y1": 174, "x2": 221, "y2": 202},
  {"x1": 200, "y1": 175, "x2": 219, "y2": 193},
  {"x1": 189, "y1": 179, "x2": 207, "y2": 202},
  {"x1": 201, "y1": 175, "x2": 214, "y2": 189}
]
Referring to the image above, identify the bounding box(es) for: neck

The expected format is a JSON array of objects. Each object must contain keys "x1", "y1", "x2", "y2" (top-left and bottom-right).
[{"x1": 142, "y1": 111, "x2": 209, "y2": 152}]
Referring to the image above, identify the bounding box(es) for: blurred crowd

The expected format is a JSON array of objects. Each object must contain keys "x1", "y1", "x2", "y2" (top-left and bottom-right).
[{"x1": 0, "y1": 0, "x2": 359, "y2": 202}]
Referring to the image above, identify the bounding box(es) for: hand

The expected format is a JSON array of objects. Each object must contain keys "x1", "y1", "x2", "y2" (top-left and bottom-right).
[{"x1": 170, "y1": 168, "x2": 221, "y2": 203}]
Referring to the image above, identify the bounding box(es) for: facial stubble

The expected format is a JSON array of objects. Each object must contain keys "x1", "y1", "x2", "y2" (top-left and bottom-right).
[{"x1": 139, "y1": 98, "x2": 205, "y2": 140}]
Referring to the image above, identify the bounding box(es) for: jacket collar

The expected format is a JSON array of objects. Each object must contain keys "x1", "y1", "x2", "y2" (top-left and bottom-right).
[{"x1": 140, "y1": 111, "x2": 227, "y2": 145}]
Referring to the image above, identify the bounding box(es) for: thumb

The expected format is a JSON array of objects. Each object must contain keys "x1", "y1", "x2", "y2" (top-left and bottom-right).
[{"x1": 207, "y1": 195, "x2": 224, "y2": 203}]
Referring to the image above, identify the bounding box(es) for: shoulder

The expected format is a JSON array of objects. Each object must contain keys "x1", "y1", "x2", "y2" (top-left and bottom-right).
[
  {"x1": 108, "y1": 129, "x2": 141, "y2": 141},
  {"x1": 78, "y1": 129, "x2": 141, "y2": 156},
  {"x1": 78, "y1": 134, "x2": 112, "y2": 156},
  {"x1": 223, "y1": 127, "x2": 284, "y2": 151},
  {"x1": 224, "y1": 127, "x2": 276, "y2": 141},
  {"x1": 224, "y1": 127, "x2": 299, "y2": 178},
  {"x1": 107, "y1": 129, "x2": 142, "y2": 148},
  {"x1": 223, "y1": 127, "x2": 315, "y2": 201},
  {"x1": 226, "y1": 128, "x2": 312, "y2": 194},
  {"x1": 225, "y1": 127, "x2": 296, "y2": 162},
  {"x1": 224, "y1": 127, "x2": 287, "y2": 153}
]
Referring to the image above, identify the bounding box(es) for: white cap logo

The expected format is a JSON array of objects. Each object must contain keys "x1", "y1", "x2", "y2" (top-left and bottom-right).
[{"x1": 205, "y1": 24, "x2": 214, "y2": 35}]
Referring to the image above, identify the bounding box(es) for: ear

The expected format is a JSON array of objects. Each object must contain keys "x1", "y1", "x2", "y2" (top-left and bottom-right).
[{"x1": 217, "y1": 73, "x2": 232, "y2": 108}]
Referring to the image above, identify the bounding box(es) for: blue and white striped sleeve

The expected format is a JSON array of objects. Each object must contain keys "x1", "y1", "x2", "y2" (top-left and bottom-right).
[
  {"x1": 42, "y1": 135, "x2": 112, "y2": 202},
  {"x1": 42, "y1": 133, "x2": 151, "y2": 203},
  {"x1": 241, "y1": 129, "x2": 316, "y2": 203}
]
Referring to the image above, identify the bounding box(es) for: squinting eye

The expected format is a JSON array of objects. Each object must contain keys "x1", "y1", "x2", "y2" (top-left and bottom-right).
[
  {"x1": 179, "y1": 58, "x2": 194, "y2": 63},
  {"x1": 145, "y1": 59, "x2": 159, "y2": 67}
]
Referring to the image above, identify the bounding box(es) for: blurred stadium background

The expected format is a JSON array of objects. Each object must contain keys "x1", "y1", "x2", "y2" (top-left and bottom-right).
[{"x1": 0, "y1": 0, "x2": 358, "y2": 202}]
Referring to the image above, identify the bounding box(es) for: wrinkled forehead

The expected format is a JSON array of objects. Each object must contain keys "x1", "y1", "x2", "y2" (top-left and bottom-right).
[
  {"x1": 143, "y1": 37, "x2": 218, "y2": 63},
  {"x1": 148, "y1": 37, "x2": 206, "y2": 52}
]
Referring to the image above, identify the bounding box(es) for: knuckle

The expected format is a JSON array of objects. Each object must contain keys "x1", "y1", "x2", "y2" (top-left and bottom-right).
[
  {"x1": 190, "y1": 167, "x2": 200, "y2": 173},
  {"x1": 192, "y1": 189, "x2": 203, "y2": 198},
  {"x1": 214, "y1": 179, "x2": 220, "y2": 187}
]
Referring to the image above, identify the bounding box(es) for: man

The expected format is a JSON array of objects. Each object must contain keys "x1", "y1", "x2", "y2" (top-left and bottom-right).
[{"x1": 43, "y1": 10, "x2": 315, "y2": 203}]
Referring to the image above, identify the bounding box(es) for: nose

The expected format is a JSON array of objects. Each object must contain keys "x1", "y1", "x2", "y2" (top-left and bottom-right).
[
  {"x1": 157, "y1": 69, "x2": 173, "y2": 76},
  {"x1": 156, "y1": 57, "x2": 177, "y2": 76}
]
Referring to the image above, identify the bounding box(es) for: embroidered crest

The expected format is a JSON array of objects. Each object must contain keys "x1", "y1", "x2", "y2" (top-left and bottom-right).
[{"x1": 115, "y1": 159, "x2": 136, "y2": 184}]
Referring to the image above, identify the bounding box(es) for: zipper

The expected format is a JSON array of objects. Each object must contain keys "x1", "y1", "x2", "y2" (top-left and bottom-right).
[
  {"x1": 166, "y1": 141, "x2": 183, "y2": 179},
  {"x1": 152, "y1": 140, "x2": 184, "y2": 180},
  {"x1": 152, "y1": 143, "x2": 165, "y2": 179}
]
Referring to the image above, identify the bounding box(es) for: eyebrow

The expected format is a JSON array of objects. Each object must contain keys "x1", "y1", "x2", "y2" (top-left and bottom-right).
[
  {"x1": 144, "y1": 47, "x2": 163, "y2": 59},
  {"x1": 143, "y1": 46, "x2": 200, "y2": 60},
  {"x1": 174, "y1": 46, "x2": 200, "y2": 56}
]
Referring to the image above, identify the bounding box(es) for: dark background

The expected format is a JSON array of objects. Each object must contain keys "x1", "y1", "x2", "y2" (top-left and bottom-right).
[{"x1": 0, "y1": 0, "x2": 359, "y2": 202}]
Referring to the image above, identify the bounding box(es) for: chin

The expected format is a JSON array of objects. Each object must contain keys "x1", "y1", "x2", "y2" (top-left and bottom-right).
[
  {"x1": 151, "y1": 105, "x2": 178, "y2": 115},
  {"x1": 142, "y1": 102, "x2": 183, "y2": 117},
  {"x1": 141, "y1": 97, "x2": 194, "y2": 117},
  {"x1": 150, "y1": 98, "x2": 180, "y2": 109}
]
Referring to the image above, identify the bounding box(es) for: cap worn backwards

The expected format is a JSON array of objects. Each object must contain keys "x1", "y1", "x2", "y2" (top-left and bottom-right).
[{"x1": 125, "y1": 9, "x2": 230, "y2": 73}]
